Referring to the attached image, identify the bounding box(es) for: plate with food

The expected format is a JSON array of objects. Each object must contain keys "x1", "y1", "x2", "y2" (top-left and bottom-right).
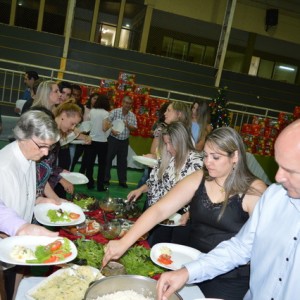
[
  {"x1": 0, "y1": 236, "x2": 77, "y2": 266},
  {"x1": 150, "y1": 243, "x2": 201, "y2": 270},
  {"x1": 159, "y1": 213, "x2": 182, "y2": 226},
  {"x1": 133, "y1": 155, "x2": 158, "y2": 167},
  {"x1": 26, "y1": 265, "x2": 103, "y2": 300},
  {"x1": 62, "y1": 219, "x2": 101, "y2": 237},
  {"x1": 60, "y1": 172, "x2": 89, "y2": 185},
  {"x1": 34, "y1": 202, "x2": 86, "y2": 226}
]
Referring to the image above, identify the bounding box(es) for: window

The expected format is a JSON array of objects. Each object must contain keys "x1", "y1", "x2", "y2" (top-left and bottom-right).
[
  {"x1": 189, "y1": 43, "x2": 205, "y2": 63},
  {"x1": 0, "y1": 0, "x2": 11, "y2": 24},
  {"x1": 257, "y1": 59, "x2": 274, "y2": 79},
  {"x1": 203, "y1": 46, "x2": 215, "y2": 66},
  {"x1": 273, "y1": 63, "x2": 297, "y2": 84},
  {"x1": 224, "y1": 51, "x2": 245, "y2": 73},
  {"x1": 15, "y1": 0, "x2": 39, "y2": 29}
]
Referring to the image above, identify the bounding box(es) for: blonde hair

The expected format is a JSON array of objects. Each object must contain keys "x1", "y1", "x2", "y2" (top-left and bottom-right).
[
  {"x1": 171, "y1": 101, "x2": 191, "y2": 130},
  {"x1": 158, "y1": 122, "x2": 195, "y2": 180},
  {"x1": 204, "y1": 127, "x2": 262, "y2": 218},
  {"x1": 32, "y1": 80, "x2": 57, "y2": 110},
  {"x1": 53, "y1": 101, "x2": 82, "y2": 138}
]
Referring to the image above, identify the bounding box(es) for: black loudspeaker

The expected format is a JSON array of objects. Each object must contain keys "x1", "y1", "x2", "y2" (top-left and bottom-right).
[{"x1": 266, "y1": 9, "x2": 278, "y2": 26}]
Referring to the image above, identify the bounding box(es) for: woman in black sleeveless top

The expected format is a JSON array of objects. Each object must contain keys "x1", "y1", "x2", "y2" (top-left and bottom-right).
[{"x1": 103, "y1": 127, "x2": 267, "y2": 300}]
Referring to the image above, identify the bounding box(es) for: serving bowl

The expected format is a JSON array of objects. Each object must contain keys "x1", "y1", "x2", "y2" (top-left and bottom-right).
[
  {"x1": 99, "y1": 219, "x2": 121, "y2": 240},
  {"x1": 84, "y1": 275, "x2": 183, "y2": 300},
  {"x1": 99, "y1": 197, "x2": 124, "y2": 213}
]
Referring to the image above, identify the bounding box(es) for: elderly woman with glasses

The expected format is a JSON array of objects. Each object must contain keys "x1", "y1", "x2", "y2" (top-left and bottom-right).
[{"x1": 0, "y1": 110, "x2": 60, "y2": 231}]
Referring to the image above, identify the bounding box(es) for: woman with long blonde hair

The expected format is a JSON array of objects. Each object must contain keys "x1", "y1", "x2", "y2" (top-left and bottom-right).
[{"x1": 32, "y1": 80, "x2": 61, "y2": 111}]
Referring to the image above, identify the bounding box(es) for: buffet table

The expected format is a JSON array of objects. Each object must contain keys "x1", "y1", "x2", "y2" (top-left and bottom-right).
[{"x1": 16, "y1": 204, "x2": 205, "y2": 299}]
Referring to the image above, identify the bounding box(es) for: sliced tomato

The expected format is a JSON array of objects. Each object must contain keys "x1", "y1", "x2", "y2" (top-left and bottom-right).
[
  {"x1": 44, "y1": 255, "x2": 59, "y2": 263},
  {"x1": 157, "y1": 254, "x2": 173, "y2": 265},
  {"x1": 69, "y1": 212, "x2": 80, "y2": 219},
  {"x1": 55, "y1": 250, "x2": 72, "y2": 258},
  {"x1": 63, "y1": 252, "x2": 72, "y2": 258},
  {"x1": 87, "y1": 222, "x2": 95, "y2": 231},
  {"x1": 48, "y1": 240, "x2": 62, "y2": 252}
]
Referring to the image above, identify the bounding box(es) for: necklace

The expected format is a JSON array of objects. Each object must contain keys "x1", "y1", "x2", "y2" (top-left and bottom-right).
[{"x1": 214, "y1": 179, "x2": 225, "y2": 193}]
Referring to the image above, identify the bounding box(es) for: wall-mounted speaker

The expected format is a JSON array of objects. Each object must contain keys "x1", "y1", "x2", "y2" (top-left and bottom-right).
[{"x1": 266, "y1": 9, "x2": 278, "y2": 26}]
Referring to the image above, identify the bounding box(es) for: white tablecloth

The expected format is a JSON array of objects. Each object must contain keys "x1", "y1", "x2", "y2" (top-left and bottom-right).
[{"x1": 16, "y1": 276, "x2": 205, "y2": 300}]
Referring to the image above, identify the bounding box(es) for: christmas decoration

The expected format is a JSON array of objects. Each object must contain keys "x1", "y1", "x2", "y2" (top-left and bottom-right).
[{"x1": 209, "y1": 88, "x2": 230, "y2": 129}]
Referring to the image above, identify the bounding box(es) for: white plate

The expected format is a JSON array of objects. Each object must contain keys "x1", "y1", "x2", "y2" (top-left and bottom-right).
[
  {"x1": 133, "y1": 155, "x2": 158, "y2": 167},
  {"x1": 34, "y1": 202, "x2": 86, "y2": 226},
  {"x1": 112, "y1": 119, "x2": 125, "y2": 133},
  {"x1": 0, "y1": 236, "x2": 77, "y2": 266},
  {"x1": 79, "y1": 121, "x2": 92, "y2": 133},
  {"x1": 150, "y1": 243, "x2": 201, "y2": 270},
  {"x1": 60, "y1": 172, "x2": 89, "y2": 184},
  {"x1": 60, "y1": 132, "x2": 77, "y2": 146},
  {"x1": 70, "y1": 139, "x2": 86, "y2": 145},
  {"x1": 159, "y1": 213, "x2": 182, "y2": 227},
  {"x1": 15, "y1": 99, "x2": 27, "y2": 111},
  {"x1": 26, "y1": 265, "x2": 103, "y2": 300}
]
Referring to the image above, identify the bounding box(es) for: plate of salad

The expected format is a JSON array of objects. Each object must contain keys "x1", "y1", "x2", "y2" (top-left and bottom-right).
[
  {"x1": 0, "y1": 236, "x2": 77, "y2": 265},
  {"x1": 34, "y1": 202, "x2": 86, "y2": 226}
]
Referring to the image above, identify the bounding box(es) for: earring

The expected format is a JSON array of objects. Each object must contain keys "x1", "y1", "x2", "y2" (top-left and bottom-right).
[{"x1": 233, "y1": 162, "x2": 236, "y2": 170}]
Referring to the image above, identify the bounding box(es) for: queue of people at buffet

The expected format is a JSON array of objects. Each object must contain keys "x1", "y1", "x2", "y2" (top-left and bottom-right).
[{"x1": 2, "y1": 71, "x2": 300, "y2": 300}]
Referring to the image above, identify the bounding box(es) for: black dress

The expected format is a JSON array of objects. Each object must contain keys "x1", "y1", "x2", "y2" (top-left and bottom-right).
[{"x1": 188, "y1": 176, "x2": 250, "y2": 300}]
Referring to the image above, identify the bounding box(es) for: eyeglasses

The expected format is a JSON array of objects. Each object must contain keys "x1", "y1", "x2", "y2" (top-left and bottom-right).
[{"x1": 31, "y1": 138, "x2": 55, "y2": 151}]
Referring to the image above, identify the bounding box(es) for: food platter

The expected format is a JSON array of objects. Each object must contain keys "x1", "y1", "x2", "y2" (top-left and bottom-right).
[
  {"x1": 26, "y1": 265, "x2": 103, "y2": 300},
  {"x1": 159, "y1": 213, "x2": 182, "y2": 227},
  {"x1": 150, "y1": 243, "x2": 201, "y2": 270},
  {"x1": 72, "y1": 194, "x2": 97, "y2": 211},
  {"x1": 60, "y1": 172, "x2": 89, "y2": 184},
  {"x1": 132, "y1": 155, "x2": 158, "y2": 167},
  {"x1": 34, "y1": 202, "x2": 86, "y2": 226},
  {"x1": 0, "y1": 236, "x2": 77, "y2": 266},
  {"x1": 62, "y1": 219, "x2": 101, "y2": 237}
]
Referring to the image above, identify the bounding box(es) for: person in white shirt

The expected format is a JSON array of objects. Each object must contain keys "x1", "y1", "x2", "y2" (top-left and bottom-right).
[{"x1": 0, "y1": 110, "x2": 61, "y2": 224}]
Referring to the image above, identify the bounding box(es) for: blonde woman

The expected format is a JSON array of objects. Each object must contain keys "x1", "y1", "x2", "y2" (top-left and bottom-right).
[
  {"x1": 128, "y1": 122, "x2": 203, "y2": 245},
  {"x1": 32, "y1": 80, "x2": 61, "y2": 111}
]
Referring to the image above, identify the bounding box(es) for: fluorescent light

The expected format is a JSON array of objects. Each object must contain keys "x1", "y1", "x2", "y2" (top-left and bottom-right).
[{"x1": 279, "y1": 66, "x2": 295, "y2": 71}]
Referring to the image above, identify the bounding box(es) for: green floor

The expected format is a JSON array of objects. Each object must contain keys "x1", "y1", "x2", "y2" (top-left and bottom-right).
[{"x1": 72, "y1": 164, "x2": 146, "y2": 207}]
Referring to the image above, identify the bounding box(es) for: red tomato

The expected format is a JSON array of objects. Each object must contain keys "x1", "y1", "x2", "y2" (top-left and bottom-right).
[
  {"x1": 69, "y1": 212, "x2": 80, "y2": 219},
  {"x1": 87, "y1": 222, "x2": 94, "y2": 231},
  {"x1": 55, "y1": 250, "x2": 72, "y2": 258},
  {"x1": 157, "y1": 254, "x2": 173, "y2": 265},
  {"x1": 44, "y1": 255, "x2": 59, "y2": 263},
  {"x1": 49, "y1": 240, "x2": 62, "y2": 252},
  {"x1": 63, "y1": 252, "x2": 72, "y2": 258}
]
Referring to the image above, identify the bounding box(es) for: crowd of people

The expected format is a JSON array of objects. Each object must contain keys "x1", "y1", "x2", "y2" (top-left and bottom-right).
[{"x1": 1, "y1": 69, "x2": 300, "y2": 300}]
